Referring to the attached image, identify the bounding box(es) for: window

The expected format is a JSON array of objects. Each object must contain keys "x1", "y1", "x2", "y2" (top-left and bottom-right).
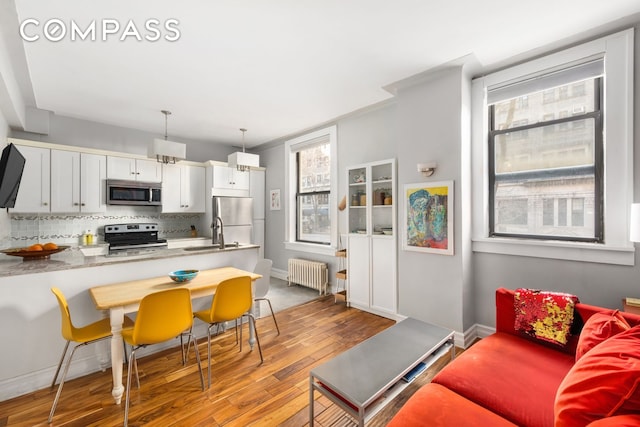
[
  {"x1": 285, "y1": 126, "x2": 337, "y2": 255},
  {"x1": 297, "y1": 143, "x2": 331, "y2": 244},
  {"x1": 488, "y1": 63, "x2": 603, "y2": 242},
  {"x1": 471, "y1": 29, "x2": 634, "y2": 265}
]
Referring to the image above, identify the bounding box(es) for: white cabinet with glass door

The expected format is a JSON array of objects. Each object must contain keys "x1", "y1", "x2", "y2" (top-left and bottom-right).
[
  {"x1": 346, "y1": 159, "x2": 397, "y2": 318},
  {"x1": 12, "y1": 145, "x2": 50, "y2": 213},
  {"x1": 50, "y1": 150, "x2": 106, "y2": 213}
]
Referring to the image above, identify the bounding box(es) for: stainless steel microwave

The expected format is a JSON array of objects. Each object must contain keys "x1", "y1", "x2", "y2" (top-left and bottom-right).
[{"x1": 106, "y1": 179, "x2": 162, "y2": 206}]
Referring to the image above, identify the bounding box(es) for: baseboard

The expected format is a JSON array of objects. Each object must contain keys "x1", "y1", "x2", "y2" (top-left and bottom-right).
[
  {"x1": 456, "y1": 323, "x2": 495, "y2": 349},
  {"x1": 271, "y1": 267, "x2": 288, "y2": 281},
  {"x1": 271, "y1": 267, "x2": 336, "y2": 294}
]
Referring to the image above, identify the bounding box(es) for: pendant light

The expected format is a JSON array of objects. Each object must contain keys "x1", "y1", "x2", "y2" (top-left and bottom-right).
[
  {"x1": 150, "y1": 110, "x2": 186, "y2": 164},
  {"x1": 228, "y1": 127, "x2": 259, "y2": 171}
]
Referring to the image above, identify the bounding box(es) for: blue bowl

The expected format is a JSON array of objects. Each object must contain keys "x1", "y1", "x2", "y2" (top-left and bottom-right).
[{"x1": 169, "y1": 269, "x2": 199, "y2": 283}]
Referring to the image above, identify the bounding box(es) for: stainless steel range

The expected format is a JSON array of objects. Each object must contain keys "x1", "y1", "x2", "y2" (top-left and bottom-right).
[{"x1": 104, "y1": 223, "x2": 168, "y2": 254}]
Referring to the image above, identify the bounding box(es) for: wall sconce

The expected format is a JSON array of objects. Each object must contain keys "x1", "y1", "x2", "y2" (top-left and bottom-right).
[{"x1": 417, "y1": 162, "x2": 437, "y2": 177}]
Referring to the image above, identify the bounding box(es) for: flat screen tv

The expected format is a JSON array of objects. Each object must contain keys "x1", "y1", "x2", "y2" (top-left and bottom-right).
[{"x1": 0, "y1": 143, "x2": 26, "y2": 208}]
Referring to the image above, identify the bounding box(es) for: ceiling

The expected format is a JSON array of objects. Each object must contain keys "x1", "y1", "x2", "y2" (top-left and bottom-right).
[{"x1": 7, "y1": 1, "x2": 640, "y2": 147}]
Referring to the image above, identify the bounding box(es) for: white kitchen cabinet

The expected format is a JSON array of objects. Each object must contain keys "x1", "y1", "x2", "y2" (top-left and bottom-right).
[
  {"x1": 12, "y1": 145, "x2": 50, "y2": 213},
  {"x1": 50, "y1": 150, "x2": 106, "y2": 213},
  {"x1": 161, "y1": 163, "x2": 205, "y2": 213},
  {"x1": 346, "y1": 159, "x2": 397, "y2": 318},
  {"x1": 107, "y1": 156, "x2": 162, "y2": 182},
  {"x1": 212, "y1": 165, "x2": 250, "y2": 196}
]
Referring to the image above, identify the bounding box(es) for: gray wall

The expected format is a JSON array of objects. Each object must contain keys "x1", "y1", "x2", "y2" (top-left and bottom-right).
[
  {"x1": 473, "y1": 23, "x2": 640, "y2": 328},
  {"x1": 257, "y1": 20, "x2": 640, "y2": 335},
  {"x1": 11, "y1": 114, "x2": 237, "y2": 163},
  {"x1": 394, "y1": 68, "x2": 469, "y2": 332}
]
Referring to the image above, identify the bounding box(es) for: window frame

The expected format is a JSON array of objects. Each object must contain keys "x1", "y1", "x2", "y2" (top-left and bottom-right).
[
  {"x1": 487, "y1": 76, "x2": 604, "y2": 243},
  {"x1": 295, "y1": 148, "x2": 331, "y2": 245},
  {"x1": 284, "y1": 125, "x2": 337, "y2": 255},
  {"x1": 471, "y1": 29, "x2": 634, "y2": 265}
]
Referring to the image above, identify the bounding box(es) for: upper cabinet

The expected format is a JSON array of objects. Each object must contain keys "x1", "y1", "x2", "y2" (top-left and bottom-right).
[
  {"x1": 13, "y1": 145, "x2": 107, "y2": 213},
  {"x1": 161, "y1": 163, "x2": 205, "y2": 213},
  {"x1": 50, "y1": 150, "x2": 106, "y2": 213},
  {"x1": 12, "y1": 145, "x2": 50, "y2": 213},
  {"x1": 347, "y1": 159, "x2": 395, "y2": 236},
  {"x1": 107, "y1": 156, "x2": 162, "y2": 182},
  {"x1": 211, "y1": 165, "x2": 249, "y2": 196}
]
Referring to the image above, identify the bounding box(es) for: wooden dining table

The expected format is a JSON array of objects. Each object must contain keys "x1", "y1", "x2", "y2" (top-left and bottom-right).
[{"x1": 89, "y1": 266, "x2": 261, "y2": 404}]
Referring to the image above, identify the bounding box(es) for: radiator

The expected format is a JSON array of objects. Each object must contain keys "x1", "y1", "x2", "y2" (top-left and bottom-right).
[{"x1": 287, "y1": 258, "x2": 328, "y2": 295}]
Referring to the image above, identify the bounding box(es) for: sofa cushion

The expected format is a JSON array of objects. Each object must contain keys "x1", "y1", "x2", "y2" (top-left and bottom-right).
[
  {"x1": 386, "y1": 383, "x2": 518, "y2": 427},
  {"x1": 555, "y1": 325, "x2": 640, "y2": 426},
  {"x1": 575, "y1": 310, "x2": 630, "y2": 361},
  {"x1": 586, "y1": 415, "x2": 640, "y2": 426},
  {"x1": 433, "y1": 332, "x2": 575, "y2": 427}
]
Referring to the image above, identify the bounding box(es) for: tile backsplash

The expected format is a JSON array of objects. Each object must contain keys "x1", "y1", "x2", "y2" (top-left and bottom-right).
[{"x1": 9, "y1": 206, "x2": 208, "y2": 247}]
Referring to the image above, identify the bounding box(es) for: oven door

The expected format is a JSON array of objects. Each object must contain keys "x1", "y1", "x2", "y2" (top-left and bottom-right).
[{"x1": 107, "y1": 180, "x2": 162, "y2": 206}]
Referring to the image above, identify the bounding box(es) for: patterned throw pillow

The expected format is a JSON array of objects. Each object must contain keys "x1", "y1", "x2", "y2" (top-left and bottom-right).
[{"x1": 514, "y1": 288, "x2": 579, "y2": 346}]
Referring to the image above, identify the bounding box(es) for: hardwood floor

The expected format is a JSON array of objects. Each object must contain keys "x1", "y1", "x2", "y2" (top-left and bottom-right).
[{"x1": 0, "y1": 296, "x2": 455, "y2": 427}]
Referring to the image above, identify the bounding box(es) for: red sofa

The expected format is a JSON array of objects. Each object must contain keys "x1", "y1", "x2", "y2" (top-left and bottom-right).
[{"x1": 388, "y1": 288, "x2": 640, "y2": 427}]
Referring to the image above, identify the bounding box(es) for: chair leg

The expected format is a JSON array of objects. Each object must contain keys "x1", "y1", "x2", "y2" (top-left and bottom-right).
[
  {"x1": 133, "y1": 352, "x2": 140, "y2": 390},
  {"x1": 48, "y1": 342, "x2": 82, "y2": 423},
  {"x1": 263, "y1": 298, "x2": 280, "y2": 335},
  {"x1": 50, "y1": 340, "x2": 70, "y2": 389},
  {"x1": 206, "y1": 324, "x2": 213, "y2": 389},
  {"x1": 124, "y1": 347, "x2": 137, "y2": 427},
  {"x1": 180, "y1": 334, "x2": 186, "y2": 365},
  {"x1": 186, "y1": 332, "x2": 205, "y2": 391},
  {"x1": 246, "y1": 313, "x2": 264, "y2": 364}
]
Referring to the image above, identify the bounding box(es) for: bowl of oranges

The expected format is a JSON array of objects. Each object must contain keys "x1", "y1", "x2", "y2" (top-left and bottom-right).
[{"x1": 1, "y1": 242, "x2": 69, "y2": 260}]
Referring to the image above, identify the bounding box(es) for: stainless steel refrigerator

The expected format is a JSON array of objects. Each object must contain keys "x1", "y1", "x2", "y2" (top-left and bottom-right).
[{"x1": 212, "y1": 196, "x2": 253, "y2": 245}]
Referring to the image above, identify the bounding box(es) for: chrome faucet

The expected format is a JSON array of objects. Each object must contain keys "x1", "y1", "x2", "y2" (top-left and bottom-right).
[{"x1": 213, "y1": 216, "x2": 225, "y2": 248}]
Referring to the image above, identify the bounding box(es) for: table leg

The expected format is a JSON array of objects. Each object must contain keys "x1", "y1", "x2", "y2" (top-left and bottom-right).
[
  {"x1": 109, "y1": 307, "x2": 125, "y2": 404},
  {"x1": 309, "y1": 375, "x2": 315, "y2": 426}
]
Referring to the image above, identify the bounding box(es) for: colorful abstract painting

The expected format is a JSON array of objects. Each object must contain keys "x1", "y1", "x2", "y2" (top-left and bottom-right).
[{"x1": 402, "y1": 181, "x2": 454, "y2": 255}]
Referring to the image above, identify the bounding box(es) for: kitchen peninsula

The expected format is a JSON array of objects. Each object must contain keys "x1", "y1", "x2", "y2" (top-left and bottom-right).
[{"x1": 0, "y1": 242, "x2": 259, "y2": 401}]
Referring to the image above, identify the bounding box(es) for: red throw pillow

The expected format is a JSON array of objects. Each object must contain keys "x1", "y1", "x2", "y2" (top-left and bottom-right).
[
  {"x1": 575, "y1": 310, "x2": 630, "y2": 361},
  {"x1": 555, "y1": 325, "x2": 640, "y2": 427}
]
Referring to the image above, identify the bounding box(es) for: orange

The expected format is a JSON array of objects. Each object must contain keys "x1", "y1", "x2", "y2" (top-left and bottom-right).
[
  {"x1": 27, "y1": 244, "x2": 44, "y2": 251},
  {"x1": 43, "y1": 242, "x2": 58, "y2": 250}
]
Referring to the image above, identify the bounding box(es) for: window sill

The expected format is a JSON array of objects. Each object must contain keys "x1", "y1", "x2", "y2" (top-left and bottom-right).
[
  {"x1": 284, "y1": 241, "x2": 335, "y2": 256},
  {"x1": 472, "y1": 237, "x2": 635, "y2": 266}
]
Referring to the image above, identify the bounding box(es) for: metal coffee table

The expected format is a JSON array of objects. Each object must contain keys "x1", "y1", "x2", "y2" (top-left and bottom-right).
[{"x1": 309, "y1": 318, "x2": 454, "y2": 426}]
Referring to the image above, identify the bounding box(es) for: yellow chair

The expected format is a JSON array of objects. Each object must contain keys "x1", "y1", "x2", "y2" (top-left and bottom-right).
[
  {"x1": 48, "y1": 287, "x2": 134, "y2": 423},
  {"x1": 122, "y1": 287, "x2": 204, "y2": 427},
  {"x1": 194, "y1": 276, "x2": 264, "y2": 388}
]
